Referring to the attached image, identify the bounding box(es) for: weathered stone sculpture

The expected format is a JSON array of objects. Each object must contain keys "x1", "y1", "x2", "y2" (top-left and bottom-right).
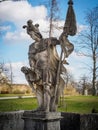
[
  {"x1": 21, "y1": 0, "x2": 76, "y2": 113},
  {"x1": 21, "y1": 23, "x2": 73, "y2": 112}
]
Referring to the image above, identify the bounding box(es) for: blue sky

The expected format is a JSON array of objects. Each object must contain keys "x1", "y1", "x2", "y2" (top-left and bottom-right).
[{"x1": 0, "y1": 0, "x2": 98, "y2": 83}]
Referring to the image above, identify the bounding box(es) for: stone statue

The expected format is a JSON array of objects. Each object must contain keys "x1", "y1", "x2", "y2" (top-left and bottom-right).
[
  {"x1": 22, "y1": 1, "x2": 77, "y2": 130},
  {"x1": 21, "y1": 19, "x2": 74, "y2": 112}
]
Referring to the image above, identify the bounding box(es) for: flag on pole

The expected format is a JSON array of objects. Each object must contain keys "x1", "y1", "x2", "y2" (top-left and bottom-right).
[{"x1": 64, "y1": 0, "x2": 77, "y2": 36}]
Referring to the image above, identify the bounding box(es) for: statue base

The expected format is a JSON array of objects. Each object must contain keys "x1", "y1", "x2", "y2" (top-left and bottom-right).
[{"x1": 22, "y1": 110, "x2": 62, "y2": 130}]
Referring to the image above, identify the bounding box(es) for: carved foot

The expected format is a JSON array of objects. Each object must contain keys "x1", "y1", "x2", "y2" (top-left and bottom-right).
[
  {"x1": 32, "y1": 107, "x2": 50, "y2": 113},
  {"x1": 32, "y1": 107, "x2": 44, "y2": 113}
]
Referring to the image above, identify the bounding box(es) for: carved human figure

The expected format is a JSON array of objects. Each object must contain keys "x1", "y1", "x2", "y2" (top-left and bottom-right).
[
  {"x1": 21, "y1": 19, "x2": 74, "y2": 112},
  {"x1": 23, "y1": 19, "x2": 42, "y2": 42}
]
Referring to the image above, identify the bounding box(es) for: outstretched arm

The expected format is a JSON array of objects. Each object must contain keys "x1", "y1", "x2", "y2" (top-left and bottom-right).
[{"x1": 22, "y1": 25, "x2": 27, "y2": 29}]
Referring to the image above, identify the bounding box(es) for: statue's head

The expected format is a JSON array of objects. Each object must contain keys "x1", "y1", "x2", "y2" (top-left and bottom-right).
[
  {"x1": 27, "y1": 19, "x2": 33, "y2": 25},
  {"x1": 35, "y1": 24, "x2": 39, "y2": 28},
  {"x1": 21, "y1": 66, "x2": 29, "y2": 74}
]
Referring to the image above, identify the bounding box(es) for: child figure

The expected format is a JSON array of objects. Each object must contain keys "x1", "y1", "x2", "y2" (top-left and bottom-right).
[{"x1": 23, "y1": 19, "x2": 43, "y2": 42}]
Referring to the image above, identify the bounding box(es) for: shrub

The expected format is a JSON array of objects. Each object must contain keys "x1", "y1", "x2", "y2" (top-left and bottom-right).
[
  {"x1": 12, "y1": 89, "x2": 26, "y2": 94},
  {"x1": 64, "y1": 86, "x2": 79, "y2": 95},
  {"x1": 0, "y1": 84, "x2": 10, "y2": 94},
  {"x1": 1, "y1": 90, "x2": 9, "y2": 94}
]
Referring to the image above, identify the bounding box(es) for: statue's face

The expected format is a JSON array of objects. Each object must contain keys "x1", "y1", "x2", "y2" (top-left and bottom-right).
[
  {"x1": 27, "y1": 20, "x2": 32, "y2": 26},
  {"x1": 27, "y1": 22, "x2": 32, "y2": 26},
  {"x1": 21, "y1": 66, "x2": 28, "y2": 74}
]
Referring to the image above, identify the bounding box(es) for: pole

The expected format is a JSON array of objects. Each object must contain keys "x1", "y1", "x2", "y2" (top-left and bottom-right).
[{"x1": 53, "y1": 0, "x2": 77, "y2": 108}]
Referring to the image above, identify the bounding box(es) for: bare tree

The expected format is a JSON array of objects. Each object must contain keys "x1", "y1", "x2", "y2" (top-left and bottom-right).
[
  {"x1": 0, "y1": 61, "x2": 14, "y2": 84},
  {"x1": 40, "y1": 0, "x2": 60, "y2": 37},
  {"x1": 0, "y1": 62, "x2": 10, "y2": 84},
  {"x1": 64, "y1": 71, "x2": 74, "y2": 88},
  {"x1": 79, "y1": 75, "x2": 88, "y2": 95},
  {"x1": 4, "y1": 62, "x2": 14, "y2": 85},
  {"x1": 48, "y1": 0, "x2": 59, "y2": 37},
  {"x1": 78, "y1": 6, "x2": 98, "y2": 95},
  {"x1": 0, "y1": 60, "x2": 15, "y2": 94},
  {"x1": 59, "y1": 71, "x2": 75, "y2": 106}
]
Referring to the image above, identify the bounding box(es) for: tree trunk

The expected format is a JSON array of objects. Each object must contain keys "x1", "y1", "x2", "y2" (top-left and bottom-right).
[{"x1": 92, "y1": 51, "x2": 96, "y2": 95}]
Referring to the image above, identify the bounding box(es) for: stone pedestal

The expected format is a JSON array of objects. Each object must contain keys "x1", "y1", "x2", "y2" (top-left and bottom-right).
[{"x1": 22, "y1": 111, "x2": 62, "y2": 130}]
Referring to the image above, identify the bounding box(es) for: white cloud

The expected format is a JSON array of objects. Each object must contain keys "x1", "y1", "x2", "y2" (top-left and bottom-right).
[
  {"x1": 70, "y1": 51, "x2": 86, "y2": 60},
  {"x1": 4, "y1": 30, "x2": 30, "y2": 41},
  {"x1": 0, "y1": 1, "x2": 86, "y2": 42},
  {"x1": 77, "y1": 24, "x2": 87, "y2": 34},
  {"x1": 0, "y1": 1, "x2": 48, "y2": 42},
  {"x1": 0, "y1": 25, "x2": 11, "y2": 31},
  {"x1": 0, "y1": 1, "x2": 47, "y2": 26},
  {"x1": 4, "y1": 61, "x2": 28, "y2": 84},
  {"x1": 11, "y1": 62, "x2": 28, "y2": 84}
]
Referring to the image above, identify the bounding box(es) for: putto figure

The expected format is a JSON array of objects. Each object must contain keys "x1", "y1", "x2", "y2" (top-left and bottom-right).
[
  {"x1": 21, "y1": 0, "x2": 77, "y2": 112},
  {"x1": 23, "y1": 19, "x2": 42, "y2": 42}
]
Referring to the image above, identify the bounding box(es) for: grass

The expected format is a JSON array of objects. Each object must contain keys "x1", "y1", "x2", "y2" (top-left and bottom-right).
[
  {"x1": 58, "y1": 96, "x2": 98, "y2": 113},
  {"x1": 0, "y1": 97, "x2": 38, "y2": 112},
  {"x1": 0, "y1": 95, "x2": 98, "y2": 113}
]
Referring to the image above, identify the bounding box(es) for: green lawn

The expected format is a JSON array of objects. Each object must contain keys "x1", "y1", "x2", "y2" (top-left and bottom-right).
[
  {"x1": 58, "y1": 96, "x2": 98, "y2": 113},
  {"x1": 0, "y1": 97, "x2": 37, "y2": 112},
  {"x1": 0, "y1": 96, "x2": 98, "y2": 113}
]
